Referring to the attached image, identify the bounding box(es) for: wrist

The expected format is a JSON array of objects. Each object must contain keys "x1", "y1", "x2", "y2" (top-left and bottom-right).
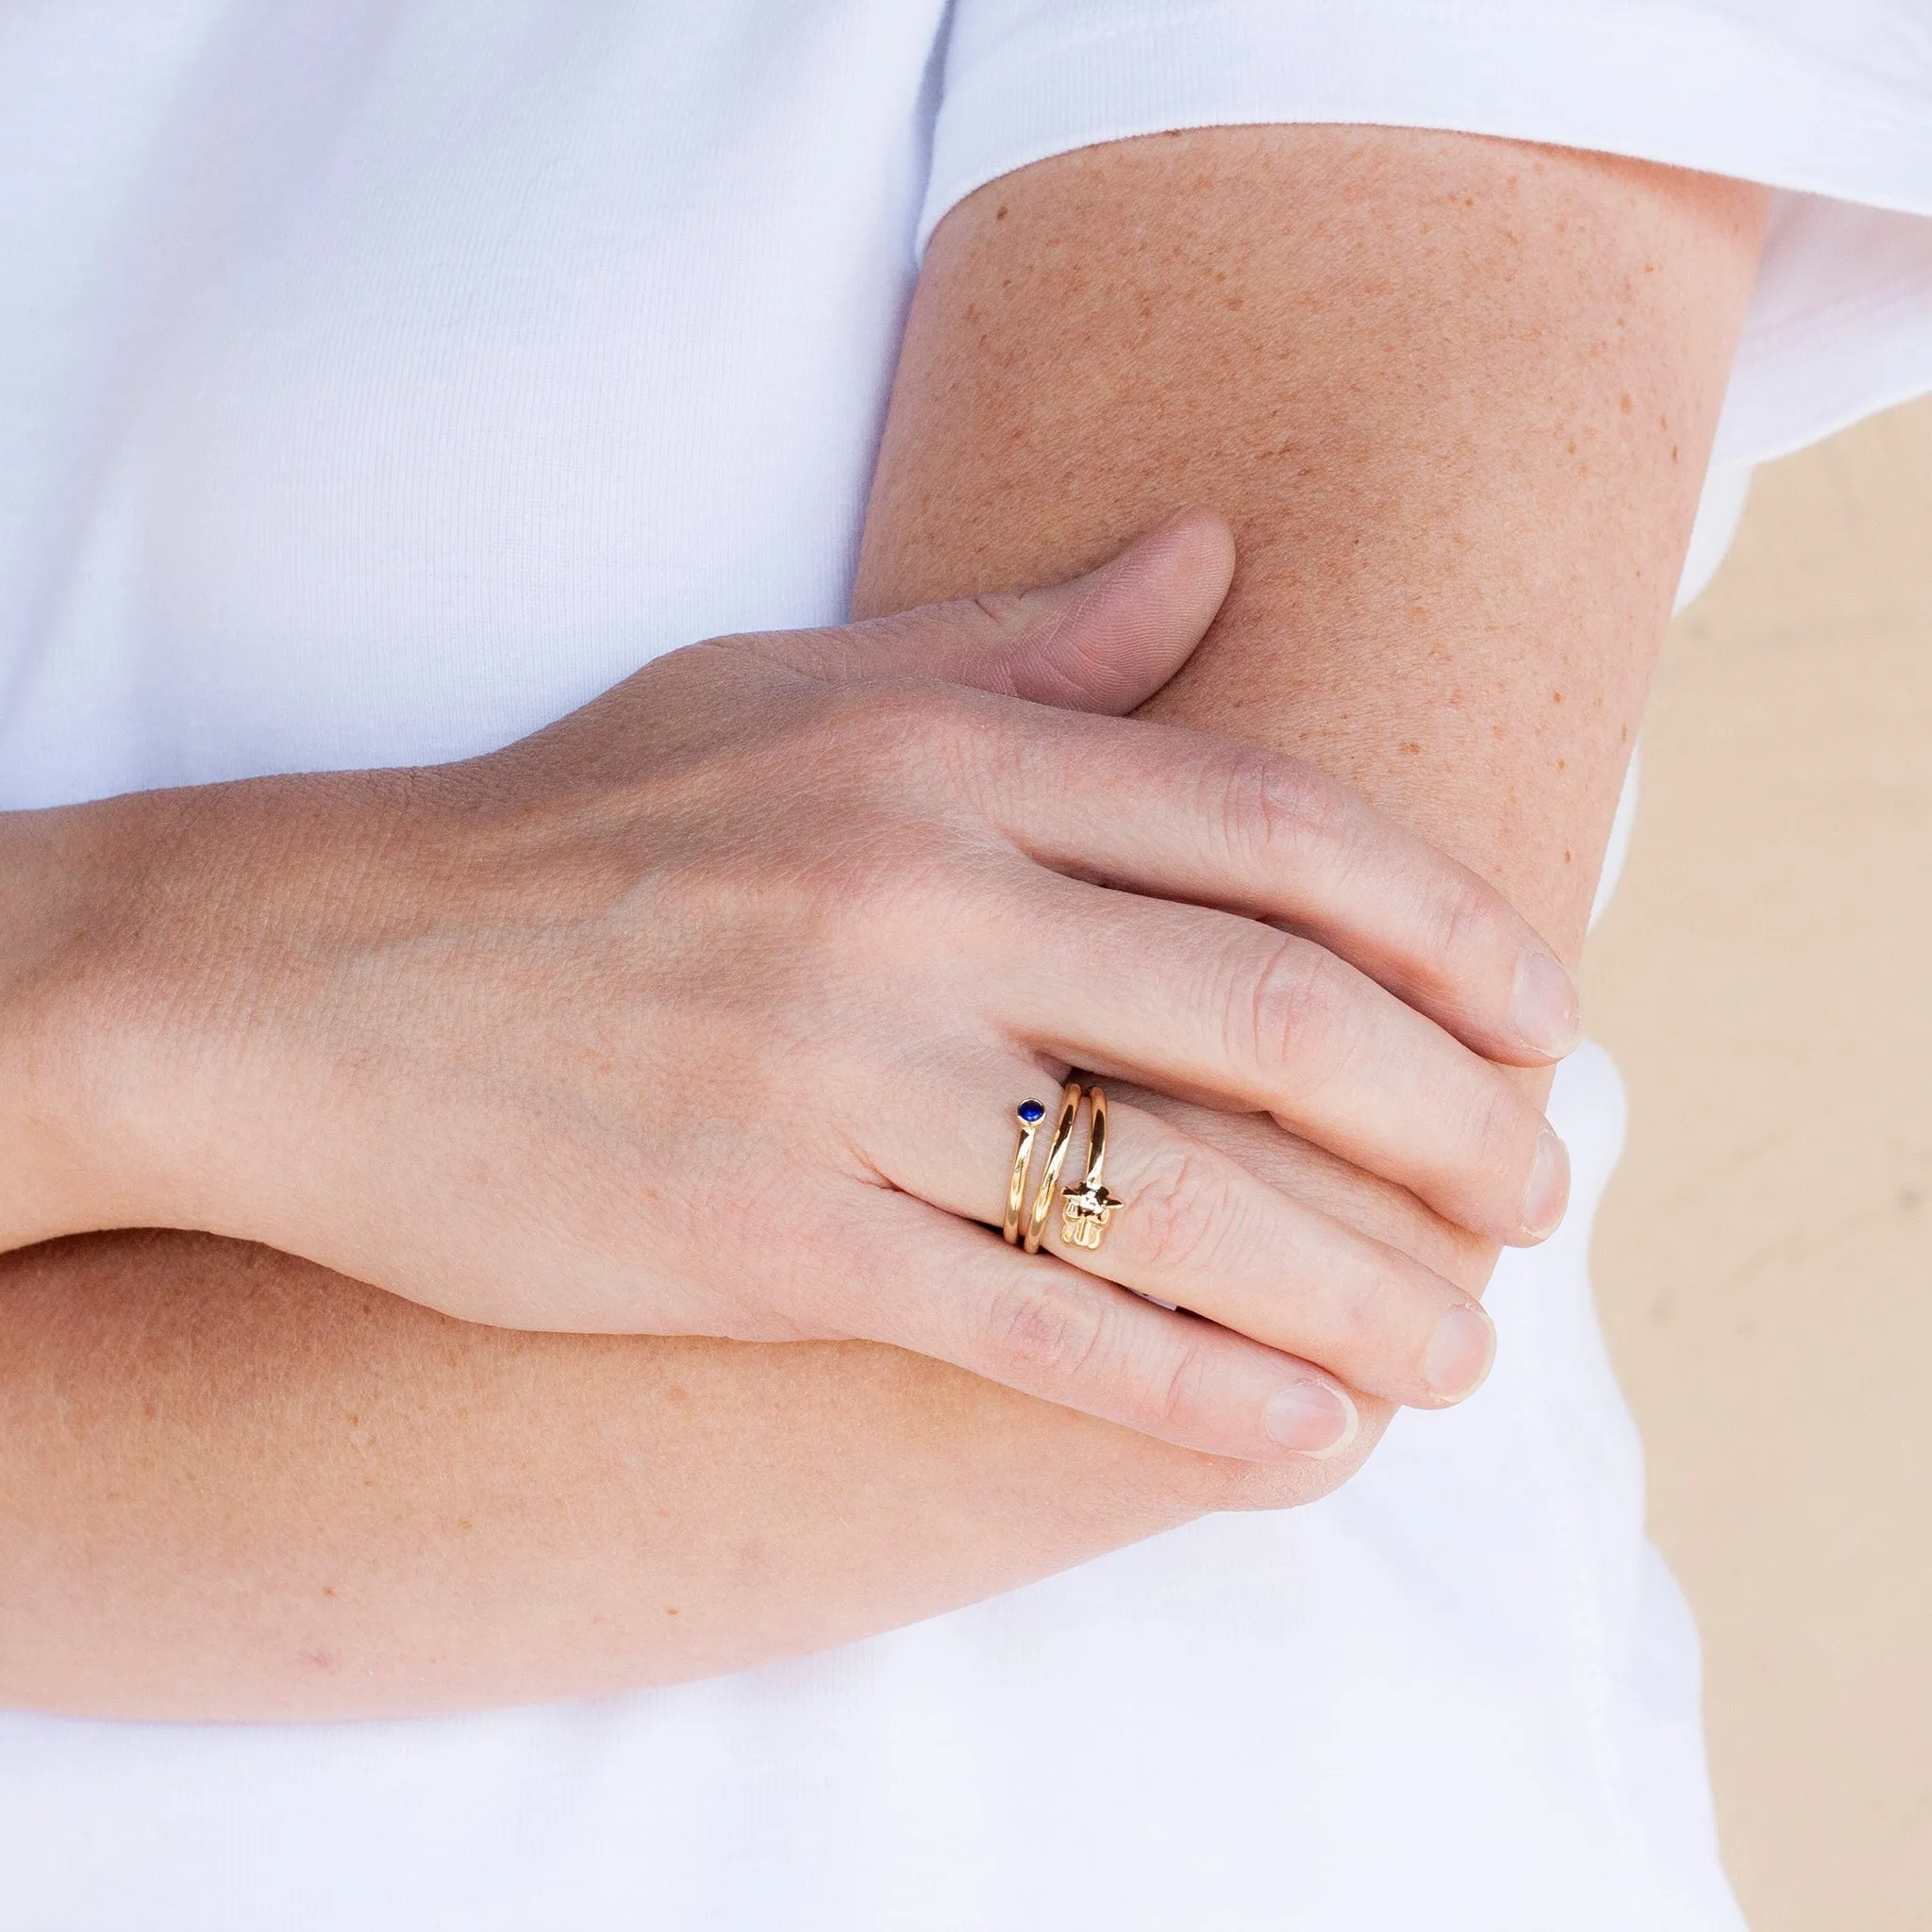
[
  {"x1": 0, "y1": 774, "x2": 377, "y2": 1250},
  {"x1": 0, "y1": 796, "x2": 160, "y2": 1244}
]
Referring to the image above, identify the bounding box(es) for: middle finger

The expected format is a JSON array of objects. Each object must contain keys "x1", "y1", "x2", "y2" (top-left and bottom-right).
[{"x1": 989, "y1": 874, "x2": 1569, "y2": 1248}]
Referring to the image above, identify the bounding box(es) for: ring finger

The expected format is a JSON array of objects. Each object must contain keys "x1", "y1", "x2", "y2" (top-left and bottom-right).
[{"x1": 874, "y1": 1066, "x2": 1496, "y2": 1410}]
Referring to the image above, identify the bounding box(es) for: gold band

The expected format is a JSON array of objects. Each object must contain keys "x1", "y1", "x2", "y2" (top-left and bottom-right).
[
  {"x1": 1023, "y1": 1080, "x2": 1084, "y2": 1255},
  {"x1": 1003, "y1": 1099, "x2": 1049, "y2": 1244},
  {"x1": 1059, "y1": 1083, "x2": 1124, "y2": 1251}
]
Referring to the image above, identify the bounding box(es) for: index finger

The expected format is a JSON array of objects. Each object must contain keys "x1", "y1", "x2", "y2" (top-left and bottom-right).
[{"x1": 977, "y1": 704, "x2": 1581, "y2": 1067}]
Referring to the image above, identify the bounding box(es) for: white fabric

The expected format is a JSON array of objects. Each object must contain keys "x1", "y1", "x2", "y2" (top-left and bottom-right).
[
  {"x1": 1591, "y1": 461, "x2": 1757, "y2": 937},
  {"x1": 3, "y1": 3, "x2": 1929, "y2": 1926},
  {"x1": 921, "y1": 0, "x2": 1932, "y2": 464}
]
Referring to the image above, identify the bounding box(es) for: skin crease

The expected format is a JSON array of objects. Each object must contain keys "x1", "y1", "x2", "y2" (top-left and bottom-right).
[{"x1": 0, "y1": 129, "x2": 1767, "y2": 1719}]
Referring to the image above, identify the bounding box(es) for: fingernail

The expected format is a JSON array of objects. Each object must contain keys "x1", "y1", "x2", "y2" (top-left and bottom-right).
[
  {"x1": 1511, "y1": 951, "x2": 1582, "y2": 1058},
  {"x1": 1263, "y1": 1380, "x2": 1358, "y2": 1457},
  {"x1": 1521, "y1": 1129, "x2": 1571, "y2": 1240},
  {"x1": 1423, "y1": 1306, "x2": 1496, "y2": 1402}
]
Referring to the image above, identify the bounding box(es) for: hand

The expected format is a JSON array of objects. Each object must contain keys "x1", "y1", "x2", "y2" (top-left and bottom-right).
[
  {"x1": 1108, "y1": 1073, "x2": 1508, "y2": 1504},
  {"x1": 18, "y1": 514, "x2": 1576, "y2": 1463}
]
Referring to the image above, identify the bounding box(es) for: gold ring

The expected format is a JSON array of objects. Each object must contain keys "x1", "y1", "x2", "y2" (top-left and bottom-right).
[
  {"x1": 1059, "y1": 1084, "x2": 1124, "y2": 1251},
  {"x1": 1003, "y1": 1098, "x2": 1049, "y2": 1244},
  {"x1": 1023, "y1": 1080, "x2": 1083, "y2": 1255}
]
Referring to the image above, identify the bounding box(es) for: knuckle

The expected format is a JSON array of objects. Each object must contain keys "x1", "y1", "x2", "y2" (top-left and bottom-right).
[
  {"x1": 1327, "y1": 1251, "x2": 1433, "y2": 1365},
  {"x1": 1215, "y1": 750, "x2": 1341, "y2": 874},
  {"x1": 984, "y1": 1269, "x2": 1207, "y2": 1441},
  {"x1": 984, "y1": 1273, "x2": 1107, "y2": 1384},
  {"x1": 1097, "y1": 1308, "x2": 1212, "y2": 1436},
  {"x1": 1237, "y1": 935, "x2": 1356, "y2": 1077},
  {"x1": 1133, "y1": 1330, "x2": 1206, "y2": 1432},
  {"x1": 1417, "y1": 866, "x2": 1512, "y2": 994},
  {"x1": 1124, "y1": 1147, "x2": 1239, "y2": 1280},
  {"x1": 965, "y1": 587, "x2": 1034, "y2": 637}
]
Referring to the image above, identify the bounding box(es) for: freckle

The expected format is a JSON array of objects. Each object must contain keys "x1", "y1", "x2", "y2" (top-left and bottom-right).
[
  {"x1": 1620, "y1": 392, "x2": 1632, "y2": 413},
  {"x1": 1399, "y1": 741, "x2": 1421, "y2": 755},
  {"x1": 322, "y1": 1586, "x2": 337, "y2": 1599},
  {"x1": 458, "y1": 1519, "x2": 473, "y2": 1531},
  {"x1": 665, "y1": 1607, "x2": 680, "y2": 1617},
  {"x1": 1567, "y1": 441, "x2": 1577, "y2": 455},
  {"x1": 1659, "y1": 414, "x2": 1669, "y2": 428},
  {"x1": 1564, "y1": 850, "x2": 1574, "y2": 863},
  {"x1": 1557, "y1": 758, "x2": 1567, "y2": 771},
  {"x1": 1225, "y1": 294, "x2": 1243, "y2": 310},
  {"x1": 994, "y1": 204, "x2": 1008, "y2": 221},
  {"x1": 1672, "y1": 445, "x2": 1680, "y2": 461}
]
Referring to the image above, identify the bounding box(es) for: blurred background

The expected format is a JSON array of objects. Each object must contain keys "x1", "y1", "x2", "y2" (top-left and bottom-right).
[{"x1": 1589, "y1": 393, "x2": 1932, "y2": 1930}]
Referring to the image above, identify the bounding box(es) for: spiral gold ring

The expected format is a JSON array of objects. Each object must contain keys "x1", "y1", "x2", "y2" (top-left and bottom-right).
[
  {"x1": 1021, "y1": 1080, "x2": 1083, "y2": 1255},
  {"x1": 1003, "y1": 1097, "x2": 1050, "y2": 1244},
  {"x1": 1059, "y1": 1084, "x2": 1124, "y2": 1251}
]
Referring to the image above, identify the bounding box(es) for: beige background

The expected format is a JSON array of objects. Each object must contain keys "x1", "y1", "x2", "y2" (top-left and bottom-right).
[{"x1": 1588, "y1": 394, "x2": 1932, "y2": 1930}]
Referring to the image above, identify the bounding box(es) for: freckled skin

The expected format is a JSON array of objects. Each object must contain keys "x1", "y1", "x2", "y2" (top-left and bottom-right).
[
  {"x1": 0, "y1": 131, "x2": 1766, "y2": 1720},
  {"x1": 861, "y1": 127, "x2": 1766, "y2": 954}
]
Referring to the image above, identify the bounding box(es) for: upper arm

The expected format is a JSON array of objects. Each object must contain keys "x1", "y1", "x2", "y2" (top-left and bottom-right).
[{"x1": 855, "y1": 125, "x2": 1769, "y2": 955}]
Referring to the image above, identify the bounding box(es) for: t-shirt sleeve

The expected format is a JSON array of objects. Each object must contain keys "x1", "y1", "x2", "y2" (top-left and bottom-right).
[{"x1": 922, "y1": 0, "x2": 1932, "y2": 464}]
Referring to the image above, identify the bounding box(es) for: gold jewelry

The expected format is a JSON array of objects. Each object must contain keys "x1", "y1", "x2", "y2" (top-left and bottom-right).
[
  {"x1": 1059, "y1": 1084, "x2": 1124, "y2": 1251},
  {"x1": 1023, "y1": 1080, "x2": 1083, "y2": 1255},
  {"x1": 1003, "y1": 1098, "x2": 1050, "y2": 1244}
]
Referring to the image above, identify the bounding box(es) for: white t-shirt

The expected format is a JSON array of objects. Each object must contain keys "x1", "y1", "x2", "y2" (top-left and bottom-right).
[{"x1": 3, "y1": 5, "x2": 1928, "y2": 1926}]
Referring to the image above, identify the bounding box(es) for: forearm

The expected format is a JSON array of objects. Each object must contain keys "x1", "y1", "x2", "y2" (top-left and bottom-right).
[
  {"x1": 0, "y1": 770, "x2": 404, "y2": 1251},
  {"x1": 0, "y1": 129, "x2": 1766, "y2": 1723},
  {"x1": 0, "y1": 1230, "x2": 1234, "y2": 1718},
  {"x1": 0, "y1": 798, "x2": 145, "y2": 1246},
  {"x1": 0, "y1": 774, "x2": 1339, "y2": 1723},
  {"x1": 0, "y1": 678, "x2": 1366, "y2": 1727},
  {"x1": 858, "y1": 129, "x2": 1769, "y2": 957}
]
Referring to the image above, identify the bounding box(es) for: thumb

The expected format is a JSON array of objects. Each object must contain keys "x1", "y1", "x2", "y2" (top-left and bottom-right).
[{"x1": 753, "y1": 509, "x2": 1237, "y2": 714}]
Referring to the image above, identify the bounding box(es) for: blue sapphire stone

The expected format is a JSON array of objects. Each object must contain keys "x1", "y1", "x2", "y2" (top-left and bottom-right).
[{"x1": 1017, "y1": 1100, "x2": 1046, "y2": 1124}]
